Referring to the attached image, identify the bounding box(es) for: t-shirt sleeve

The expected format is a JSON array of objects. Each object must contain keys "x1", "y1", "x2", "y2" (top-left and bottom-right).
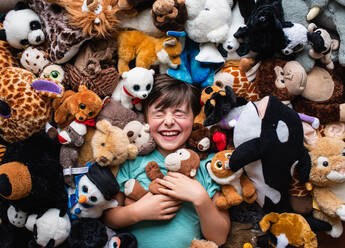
[
  {"x1": 197, "y1": 153, "x2": 220, "y2": 199},
  {"x1": 116, "y1": 160, "x2": 132, "y2": 192}
]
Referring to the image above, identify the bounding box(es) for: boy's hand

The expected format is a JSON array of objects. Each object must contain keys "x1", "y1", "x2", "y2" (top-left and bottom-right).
[
  {"x1": 157, "y1": 172, "x2": 210, "y2": 207},
  {"x1": 134, "y1": 192, "x2": 182, "y2": 221}
]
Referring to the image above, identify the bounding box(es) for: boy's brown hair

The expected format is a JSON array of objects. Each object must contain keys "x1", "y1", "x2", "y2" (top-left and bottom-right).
[{"x1": 142, "y1": 74, "x2": 201, "y2": 117}]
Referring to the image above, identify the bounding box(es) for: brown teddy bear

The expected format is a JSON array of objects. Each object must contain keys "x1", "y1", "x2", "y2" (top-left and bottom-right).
[
  {"x1": 304, "y1": 122, "x2": 345, "y2": 238},
  {"x1": 151, "y1": 0, "x2": 188, "y2": 32},
  {"x1": 52, "y1": 85, "x2": 103, "y2": 129},
  {"x1": 206, "y1": 150, "x2": 257, "y2": 210},
  {"x1": 91, "y1": 119, "x2": 138, "y2": 176},
  {"x1": 124, "y1": 148, "x2": 200, "y2": 201}
]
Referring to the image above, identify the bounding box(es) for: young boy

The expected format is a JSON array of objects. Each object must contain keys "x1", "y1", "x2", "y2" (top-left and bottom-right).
[{"x1": 104, "y1": 75, "x2": 230, "y2": 247}]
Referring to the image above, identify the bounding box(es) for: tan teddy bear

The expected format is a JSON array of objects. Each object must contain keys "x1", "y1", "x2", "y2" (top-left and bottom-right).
[
  {"x1": 304, "y1": 122, "x2": 345, "y2": 238},
  {"x1": 91, "y1": 119, "x2": 138, "y2": 176}
]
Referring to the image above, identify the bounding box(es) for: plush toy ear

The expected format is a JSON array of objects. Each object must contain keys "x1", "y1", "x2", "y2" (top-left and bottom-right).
[
  {"x1": 308, "y1": 23, "x2": 317, "y2": 33},
  {"x1": 332, "y1": 39, "x2": 340, "y2": 51},
  {"x1": 323, "y1": 122, "x2": 345, "y2": 140},
  {"x1": 78, "y1": 85, "x2": 88, "y2": 92},
  {"x1": 127, "y1": 144, "x2": 138, "y2": 160},
  {"x1": 122, "y1": 71, "x2": 129, "y2": 79},
  {"x1": 95, "y1": 120, "x2": 113, "y2": 134},
  {"x1": 14, "y1": 1, "x2": 30, "y2": 10},
  {"x1": 0, "y1": 29, "x2": 7, "y2": 41},
  {"x1": 163, "y1": 38, "x2": 177, "y2": 47},
  {"x1": 149, "y1": 69, "x2": 155, "y2": 75},
  {"x1": 143, "y1": 123, "x2": 150, "y2": 133},
  {"x1": 303, "y1": 122, "x2": 319, "y2": 148}
]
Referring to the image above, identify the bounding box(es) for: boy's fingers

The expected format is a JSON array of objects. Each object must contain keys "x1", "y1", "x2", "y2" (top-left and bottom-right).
[
  {"x1": 161, "y1": 206, "x2": 180, "y2": 215},
  {"x1": 158, "y1": 187, "x2": 175, "y2": 197},
  {"x1": 160, "y1": 213, "x2": 176, "y2": 220},
  {"x1": 166, "y1": 172, "x2": 182, "y2": 178},
  {"x1": 157, "y1": 178, "x2": 174, "y2": 189}
]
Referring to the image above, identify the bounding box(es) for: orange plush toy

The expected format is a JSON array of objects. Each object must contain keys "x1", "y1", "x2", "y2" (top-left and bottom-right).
[
  {"x1": 52, "y1": 85, "x2": 103, "y2": 129},
  {"x1": 124, "y1": 148, "x2": 200, "y2": 202},
  {"x1": 206, "y1": 150, "x2": 257, "y2": 210}
]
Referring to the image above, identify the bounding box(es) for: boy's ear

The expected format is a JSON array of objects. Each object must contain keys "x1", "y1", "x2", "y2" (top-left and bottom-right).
[{"x1": 0, "y1": 30, "x2": 7, "y2": 41}]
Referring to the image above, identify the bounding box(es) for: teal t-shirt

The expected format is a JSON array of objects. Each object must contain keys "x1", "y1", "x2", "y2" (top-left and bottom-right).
[{"x1": 116, "y1": 149, "x2": 219, "y2": 248}]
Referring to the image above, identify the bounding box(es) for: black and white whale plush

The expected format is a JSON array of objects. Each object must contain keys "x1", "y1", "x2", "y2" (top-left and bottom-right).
[{"x1": 229, "y1": 95, "x2": 311, "y2": 212}]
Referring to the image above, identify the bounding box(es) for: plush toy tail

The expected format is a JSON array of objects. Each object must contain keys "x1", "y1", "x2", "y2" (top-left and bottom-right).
[{"x1": 259, "y1": 213, "x2": 280, "y2": 232}]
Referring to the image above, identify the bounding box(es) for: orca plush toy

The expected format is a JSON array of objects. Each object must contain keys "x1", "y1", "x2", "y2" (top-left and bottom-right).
[{"x1": 230, "y1": 96, "x2": 311, "y2": 212}]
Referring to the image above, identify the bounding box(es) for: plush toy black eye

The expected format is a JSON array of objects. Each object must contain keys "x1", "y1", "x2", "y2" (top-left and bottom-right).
[
  {"x1": 342, "y1": 149, "x2": 345, "y2": 156},
  {"x1": 169, "y1": 10, "x2": 173, "y2": 14},
  {"x1": 323, "y1": 161, "x2": 329, "y2": 167},
  {"x1": 88, "y1": 112, "x2": 94, "y2": 116},
  {"x1": 205, "y1": 87, "x2": 213, "y2": 94},
  {"x1": 138, "y1": 134, "x2": 141, "y2": 138},
  {"x1": 82, "y1": 186, "x2": 88, "y2": 193},
  {"x1": 101, "y1": 143, "x2": 105, "y2": 147},
  {"x1": 50, "y1": 70, "x2": 60, "y2": 79},
  {"x1": 133, "y1": 85, "x2": 140, "y2": 91},
  {"x1": 20, "y1": 39, "x2": 29, "y2": 46},
  {"x1": 90, "y1": 196, "x2": 97, "y2": 202},
  {"x1": 215, "y1": 161, "x2": 222, "y2": 169},
  {"x1": 79, "y1": 103, "x2": 86, "y2": 110},
  {"x1": 30, "y1": 21, "x2": 41, "y2": 30},
  {"x1": 146, "y1": 84, "x2": 151, "y2": 91}
]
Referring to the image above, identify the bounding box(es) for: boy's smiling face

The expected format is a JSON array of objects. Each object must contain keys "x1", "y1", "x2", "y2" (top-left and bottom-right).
[{"x1": 147, "y1": 100, "x2": 194, "y2": 157}]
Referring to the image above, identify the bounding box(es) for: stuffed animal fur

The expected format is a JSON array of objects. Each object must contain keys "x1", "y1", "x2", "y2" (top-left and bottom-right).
[
  {"x1": 259, "y1": 212, "x2": 317, "y2": 248},
  {"x1": 52, "y1": 85, "x2": 103, "y2": 129},
  {"x1": 45, "y1": 0, "x2": 119, "y2": 38},
  {"x1": 307, "y1": 23, "x2": 339, "y2": 70},
  {"x1": 304, "y1": 122, "x2": 345, "y2": 238},
  {"x1": 123, "y1": 120, "x2": 156, "y2": 155},
  {"x1": 124, "y1": 148, "x2": 200, "y2": 201},
  {"x1": 206, "y1": 150, "x2": 257, "y2": 210},
  {"x1": 151, "y1": 0, "x2": 188, "y2": 32},
  {"x1": 91, "y1": 120, "x2": 138, "y2": 176},
  {"x1": 111, "y1": 67, "x2": 155, "y2": 111}
]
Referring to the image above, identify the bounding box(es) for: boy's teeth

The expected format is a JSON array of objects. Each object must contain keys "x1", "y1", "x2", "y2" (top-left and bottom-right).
[{"x1": 161, "y1": 131, "x2": 179, "y2": 136}]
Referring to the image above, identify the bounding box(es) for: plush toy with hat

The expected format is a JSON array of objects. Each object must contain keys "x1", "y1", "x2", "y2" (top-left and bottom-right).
[
  {"x1": 259, "y1": 212, "x2": 317, "y2": 248},
  {"x1": 117, "y1": 30, "x2": 182, "y2": 75},
  {"x1": 27, "y1": 0, "x2": 89, "y2": 64},
  {"x1": 91, "y1": 119, "x2": 138, "y2": 176},
  {"x1": 307, "y1": 23, "x2": 339, "y2": 70},
  {"x1": 58, "y1": 121, "x2": 87, "y2": 188},
  {"x1": 0, "y1": 2, "x2": 45, "y2": 49},
  {"x1": 52, "y1": 85, "x2": 103, "y2": 129},
  {"x1": 206, "y1": 150, "x2": 257, "y2": 210},
  {"x1": 124, "y1": 148, "x2": 200, "y2": 201},
  {"x1": 64, "y1": 39, "x2": 119, "y2": 99},
  {"x1": 45, "y1": 0, "x2": 119, "y2": 38},
  {"x1": 151, "y1": 0, "x2": 188, "y2": 32},
  {"x1": 123, "y1": 120, "x2": 156, "y2": 155},
  {"x1": 111, "y1": 67, "x2": 155, "y2": 111},
  {"x1": 229, "y1": 96, "x2": 312, "y2": 213}
]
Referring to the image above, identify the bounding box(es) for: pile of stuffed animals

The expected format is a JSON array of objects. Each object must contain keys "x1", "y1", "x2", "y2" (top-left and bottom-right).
[{"x1": 1, "y1": 0, "x2": 345, "y2": 247}]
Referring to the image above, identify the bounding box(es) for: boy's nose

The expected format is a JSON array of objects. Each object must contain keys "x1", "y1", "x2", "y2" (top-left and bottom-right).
[{"x1": 164, "y1": 114, "x2": 175, "y2": 127}]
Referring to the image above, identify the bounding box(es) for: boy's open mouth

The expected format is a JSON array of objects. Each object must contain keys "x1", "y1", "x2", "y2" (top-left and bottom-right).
[{"x1": 159, "y1": 130, "x2": 181, "y2": 138}]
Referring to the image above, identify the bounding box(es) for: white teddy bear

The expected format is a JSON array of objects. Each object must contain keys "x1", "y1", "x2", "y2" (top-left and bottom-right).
[{"x1": 112, "y1": 67, "x2": 155, "y2": 111}]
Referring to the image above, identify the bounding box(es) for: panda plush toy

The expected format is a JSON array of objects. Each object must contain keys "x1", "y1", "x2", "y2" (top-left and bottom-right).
[{"x1": 0, "y1": 2, "x2": 45, "y2": 49}]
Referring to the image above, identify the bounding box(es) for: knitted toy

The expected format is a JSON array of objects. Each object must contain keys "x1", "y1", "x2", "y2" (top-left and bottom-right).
[
  {"x1": 64, "y1": 39, "x2": 119, "y2": 99},
  {"x1": 58, "y1": 121, "x2": 87, "y2": 188},
  {"x1": 206, "y1": 150, "x2": 257, "y2": 210},
  {"x1": 45, "y1": 0, "x2": 119, "y2": 38},
  {"x1": 117, "y1": 30, "x2": 182, "y2": 75},
  {"x1": 52, "y1": 85, "x2": 103, "y2": 129},
  {"x1": 91, "y1": 120, "x2": 138, "y2": 176},
  {"x1": 0, "y1": 67, "x2": 64, "y2": 143},
  {"x1": 230, "y1": 96, "x2": 312, "y2": 213},
  {"x1": 123, "y1": 120, "x2": 156, "y2": 155},
  {"x1": 259, "y1": 212, "x2": 317, "y2": 248},
  {"x1": 151, "y1": 0, "x2": 188, "y2": 32},
  {"x1": 307, "y1": 23, "x2": 339, "y2": 70},
  {"x1": 111, "y1": 67, "x2": 155, "y2": 111},
  {"x1": 124, "y1": 148, "x2": 200, "y2": 201},
  {"x1": 27, "y1": 0, "x2": 89, "y2": 64},
  {"x1": 0, "y1": 2, "x2": 45, "y2": 49},
  {"x1": 304, "y1": 122, "x2": 345, "y2": 238}
]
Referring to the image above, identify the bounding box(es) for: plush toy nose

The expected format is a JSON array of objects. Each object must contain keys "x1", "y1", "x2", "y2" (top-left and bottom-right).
[
  {"x1": 78, "y1": 116, "x2": 84, "y2": 121},
  {"x1": 259, "y1": 16, "x2": 266, "y2": 22},
  {"x1": 142, "y1": 94, "x2": 147, "y2": 98},
  {"x1": 227, "y1": 45, "x2": 233, "y2": 50},
  {"x1": 79, "y1": 195, "x2": 87, "y2": 203},
  {"x1": 36, "y1": 36, "x2": 41, "y2": 43},
  {"x1": 0, "y1": 174, "x2": 12, "y2": 197},
  {"x1": 99, "y1": 156, "x2": 108, "y2": 164}
]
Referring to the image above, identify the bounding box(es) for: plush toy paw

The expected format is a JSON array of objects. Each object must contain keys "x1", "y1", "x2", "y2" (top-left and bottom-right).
[
  {"x1": 336, "y1": 205, "x2": 345, "y2": 221},
  {"x1": 7, "y1": 205, "x2": 28, "y2": 228},
  {"x1": 326, "y1": 221, "x2": 343, "y2": 238},
  {"x1": 215, "y1": 194, "x2": 230, "y2": 210}
]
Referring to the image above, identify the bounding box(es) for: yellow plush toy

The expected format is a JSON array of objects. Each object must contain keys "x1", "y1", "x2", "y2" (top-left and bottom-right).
[
  {"x1": 259, "y1": 212, "x2": 317, "y2": 248},
  {"x1": 117, "y1": 30, "x2": 182, "y2": 75}
]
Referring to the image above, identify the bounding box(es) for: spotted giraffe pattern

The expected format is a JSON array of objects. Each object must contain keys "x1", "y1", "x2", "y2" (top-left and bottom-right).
[
  {"x1": 0, "y1": 67, "x2": 53, "y2": 143},
  {"x1": 0, "y1": 24, "x2": 18, "y2": 71},
  {"x1": 219, "y1": 62, "x2": 260, "y2": 102}
]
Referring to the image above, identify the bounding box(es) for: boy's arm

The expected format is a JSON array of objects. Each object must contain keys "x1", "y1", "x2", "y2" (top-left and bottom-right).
[
  {"x1": 103, "y1": 191, "x2": 182, "y2": 229},
  {"x1": 194, "y1": 191, "x2": 230, "y2": 246}
]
